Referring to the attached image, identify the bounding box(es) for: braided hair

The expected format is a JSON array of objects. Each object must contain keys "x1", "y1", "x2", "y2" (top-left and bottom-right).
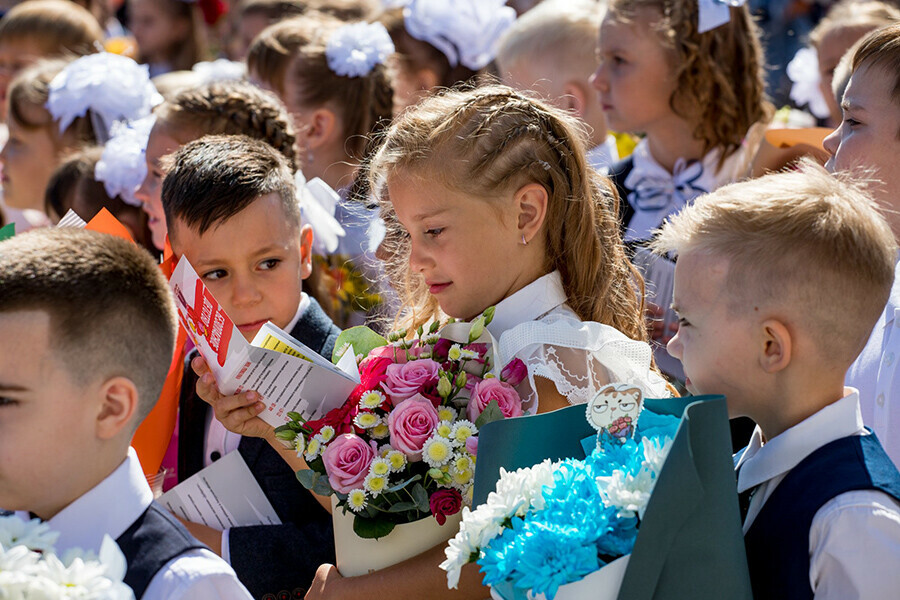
[
  {"x1": 370, "y1": 84, "x2": 649, "y2": 345},
  {"x1": 155, "y1": 80, "x2": 297, "y2": 169}
]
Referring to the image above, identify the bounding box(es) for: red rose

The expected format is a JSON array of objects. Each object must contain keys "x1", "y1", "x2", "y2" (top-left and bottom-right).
[
  {"x1": 306, "y1": 400, "x2": 359, "y2": 436},
  {"x1": 429, "y1": 488, "x2": 462, "y2": 525},
  {"x1": 359, "y1": 356, "x2": 393, "y2": 393}
]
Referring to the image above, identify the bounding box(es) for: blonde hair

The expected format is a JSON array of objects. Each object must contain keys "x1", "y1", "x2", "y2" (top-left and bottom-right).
[
  {"x1": 809, "y1": 0, "x2": 900, "y2": 48},
  {"x1": 851, "y1": 22, "x2": 900, "y2": 111},
  {"x1": 652, "y1": 162, "x2": 897, "y2": 365},
  {"x1": 496, "y1": 0, "x2": 602, "y2": 85},
  {"x1": 607, "y1": 0, "x2": 772, "y2": 168},
  {"x1": 0, "y1": 0, "x2": 103, "y2": 55},
  {"x1": 8, "y1": 58, "x2": 96, "y2": 147},
  {"x1": 154, "y1": 80, "x2": 298, "y2": 169},
  {"x1": 247, "y1": 15, "x2": 393, "y2": 163},
  {"x1": 370, "y1": 84, "x2": 649, "y2": 343}
]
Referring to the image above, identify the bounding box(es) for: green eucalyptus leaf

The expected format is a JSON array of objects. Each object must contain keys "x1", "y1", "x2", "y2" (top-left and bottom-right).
[
  {"x1": 474, "y1": 400, "x2": 505, "y2": 429},
  {"x1": 411, "y1": 483, "x2": 430, "y2": 512},
  {"x1": 353, "y1": 516, "x2": 396, "y2": 539},
  {"x1": 385, "y1": 474, "x2": 421, "y2": 493},
  {"x1": 296, "y1": 469, "x2": 318, "y2": 490},
  {"x1": 387, "y1": 501, "x2": 417, "y2": 513},
  {"x1": 331, "y1": 326, "x2": 388, "y2": 364}
]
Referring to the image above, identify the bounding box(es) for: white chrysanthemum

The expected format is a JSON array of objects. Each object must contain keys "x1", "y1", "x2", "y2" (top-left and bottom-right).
[
  {"x1": 386, "y1": 450, "x2": 406, "y2": 472},
  {"x1": 437, "y1": 406, "x2": 457, "y2": 422},
  {"x1": 0, "y1": 516, "x2": 59, "y2": 553},
  {"x1": 326, "y1": 22, "x2": 395, "y2": 78},
  {"x1": 354, "y1": 411, "x2": 381, "y2": 429},
  {"x1": 423, "y1": 333, "x2": 441, "y2": 345},
  {"x1": 450, "y1": 469, "x2": 473, "y2": 489},
  {"x1": 597, "y1": 468, "x2": 657, "y2": 519},
  {"x1": 0, "y1": 541, "x2": 41, "y2": 574},
  {"x1": 318, "y1": 426, "x2": 336, "y2": 443},
  {"x1": 641, "y1": 436, "x2": 674, "y2": 475},
  {"x1": 347, "y1": 489, "x2": 368, "y2": 512},
  {"x1": 459, "y1": 349, "x2": 479, "y2": 360},
  {"x1": 46, "y1": 52, "x2": 162, "y2": 138},
  {"x1": 305, "y1": 437, "x2": 322, "y2": 461},
  {"x1": 440, "y1": 527, "x2": 474, "y2": 589},
  {"x1": 359, "y1": 390, "x2": 386, "y2": 409},
  {"x1": 422, "y1": 436, "x2": 453, "y2": 468},
  {"x1": 486, "y1": 459, "x2": 556, "y2": 517},
  {"x1": 294, "y1": 433, "x2": 307, "y2": 457},
  {"x1": 369, "y1": 457, "x2": 391, "y2": 477},
  {"x1": 450, "y1": 420, "x2": 477, "y2": 446},
  {"x1": 371, "y1": 423, "x2": 390, "y2": 439},
  {"x1": 451, "y1": 454, "x2": 474, "y2": 475},
  {"x1": 38, "y1": 550, "x2": 133, "y2": 600},
  {"x1": 435, "y1": 420, "x2": 453, "y2": 439},
  {"x1": 447, "y1": 344, "x2": 462, "y2": 361},
  {"x1": 363, "y1": 473, "x2": 388, "y2": 495}
]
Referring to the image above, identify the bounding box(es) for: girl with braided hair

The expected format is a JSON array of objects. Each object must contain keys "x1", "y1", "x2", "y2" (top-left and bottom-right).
[
  {"x1": 136, "y1": 78, "x2": 298, "y2": 251},
  {"x1": 248, "y1": 14, "x2": 395, "y2": 328},
  {"x1": 199, "y1": 84, "x2": 670, "y2": 599}
]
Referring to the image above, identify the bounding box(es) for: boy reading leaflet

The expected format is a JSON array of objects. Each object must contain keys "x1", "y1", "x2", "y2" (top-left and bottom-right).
[
  {"x1": 653, "y1": 165, "x2": 900, "y2": 599},
  {"x1": 160, "y1": 135, "x2": 339, "y2": 598},
  {"x1": 0, "y1": 228, "x2": 251, "y2": 599}
]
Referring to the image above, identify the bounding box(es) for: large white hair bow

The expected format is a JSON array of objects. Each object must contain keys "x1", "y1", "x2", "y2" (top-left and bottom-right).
[
  {"x1": 403, "y1": 0, "x2": 516, "y2": 71},
  {"x1": 326, "y1": 22, "x2": 395, "y2": 78},
  {"x1": 295, "y1": 171, "x2": 345, "y2": 255},
  {"x1": 46, "y1": 53, "x2": 162, "y2": 143},
  {"x1": 95, "y1": 115, "x2": 156, "y2": 207},
  {"x1": 697, "y1": 0, "x2": 746, "y2": 34},
  {"x1": 787, "y1": 47, "x2": 830, "y2": 120}
]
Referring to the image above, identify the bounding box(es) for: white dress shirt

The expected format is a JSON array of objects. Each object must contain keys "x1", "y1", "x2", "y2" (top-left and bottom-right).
[
  {"x1": 735, "y1": 390, "x2": 900, "y2": 600},
  {"x1": 39, "y1": 448, "x2": 251, "y2": 600},
  {"x1": 203, "y1": 296, "x2": 309, "y2": 561},
  {"x1": 586, "y1": 135, "x2": 619, "y2": 174},
  {"x1": 846, "y1": 258, "x2": 900, "y2": 467}
]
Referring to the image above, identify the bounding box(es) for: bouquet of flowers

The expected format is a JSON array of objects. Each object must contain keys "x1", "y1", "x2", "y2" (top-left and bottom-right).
[
  {"x1": 275, "y1": 307, "x2": 528, "y2": 539},
  {"x1": 0, "y1": 515, "x2": 134, "y2": 600},
  {"x1": 440, "y1": 411, "x2": 680, "y2": 600}
]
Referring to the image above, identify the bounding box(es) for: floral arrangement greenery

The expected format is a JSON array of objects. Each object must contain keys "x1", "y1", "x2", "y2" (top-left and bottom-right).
[
  {"x1": 274, "y1": 308, "x2": 528, "y2": 539},
  {"x1": 0, "y1": 515, "x2": 133, "y2": 599},
  {"x1": 440, "y1": 412, "x2": 680, "y2": 599}
]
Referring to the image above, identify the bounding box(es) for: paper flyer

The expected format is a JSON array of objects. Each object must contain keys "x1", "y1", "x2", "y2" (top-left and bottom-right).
[
  {"x1": 169, "y1": 256, "x2": 360, "y2": 426},
  {"x1": 159, "y1": 451, "x2": 281, "y2": 531}
]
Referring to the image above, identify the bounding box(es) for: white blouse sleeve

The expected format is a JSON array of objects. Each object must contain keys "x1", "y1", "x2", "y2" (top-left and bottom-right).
[{"x1": 498, "y1": 309, "x2": 670, "y2": 414}]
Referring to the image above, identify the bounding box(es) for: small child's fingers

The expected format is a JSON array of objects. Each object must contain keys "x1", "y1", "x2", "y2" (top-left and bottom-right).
[
  {"x1": 191, "y1": 355, "x2": 210, "y2": 377},
  {"x1": 195, "y1": 372, "x2": 223, "y2": 406},
  {"x1": 212, "y1": 390, "x2": 260, "y2": 417}
]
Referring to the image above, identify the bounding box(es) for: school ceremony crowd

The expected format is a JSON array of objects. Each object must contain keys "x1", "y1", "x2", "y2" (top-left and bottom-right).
[{"x1": 0, "y1": 0, "x2": 899, "y2": 598}]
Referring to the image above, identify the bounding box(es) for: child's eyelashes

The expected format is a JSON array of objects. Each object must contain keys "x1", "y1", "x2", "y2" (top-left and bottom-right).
[
  {"x1": 202, "y1": 268, "x2": 228, "y2": 281},
  {"x1": 677, "y1": 317, "x2": 691, "y2": 327},
  {"x1": 0, "y1": 396, "x2": 17, "y2": 407},
  {"x1": 425, "y1": 227, "x2": 444, "y2": 237},
  {"x1": 259, "y1": 258, "x2": 281, "y2": 270},
  {"x1": 842, "y1": 117, "x2": 861, "y2": 128}
]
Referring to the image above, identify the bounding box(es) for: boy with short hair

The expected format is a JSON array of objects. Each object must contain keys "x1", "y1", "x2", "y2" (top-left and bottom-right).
[
  {"x1": 653, "y1": 164, "x2": 900, "y2": 599},
  {"x1": 824, "y1": 22, "x2": 900, "y2": 468},
  {"x1": 161, "y1": 135, "x2": 339, "y2": 598},
  {"x1": 496, "y1": 0, "x2": 619, "y2": 171},
  {"x1": 0, "y1": 228, "x2": 251, "y2": 599}
]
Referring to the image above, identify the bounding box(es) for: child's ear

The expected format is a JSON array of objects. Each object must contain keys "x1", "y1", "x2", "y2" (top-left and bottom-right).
[
  {"x1": 561, "y1": 81, "x2": 588, "y2": 118},
  {"x1": 95, "y1": 377, "x2": 140, "y2": 441},
  {"x1": 305, "y1": 108, "x2": 339, "y2": 151},
  {"x1": 514, "y1": 182, "x2": 549, "y2": 244},
  {"x1": 759, "y1": 319, "x2": 792, "y2": 374},
  {"x1": 298, "y1": 223, "x2": 314, "y2": 279}
]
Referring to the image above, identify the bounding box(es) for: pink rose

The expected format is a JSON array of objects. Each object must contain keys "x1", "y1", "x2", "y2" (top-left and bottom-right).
[
  {"x1": 368, "y1": 344, "x2": 408, "y2": 364},
  {"x1": 387, "y1": 394, "x2": 440, "y2": 461},
  {"x1": 500, "y1": 358, "x2": 527, "y2": 386},
  {"x1": 321, "y1": 434, "x2": 375, "y2": 493},
  {"x1": 429, "y1": 488, "x2": 462, "y2": 525},
  {"x1": 465, "y1": 435, "x2": 478, "y2": 456},
  {"x1": 382, "y1": 358, "x2": 441, "y2": 402},
  {"x1": 467, "y1": 378, "x2": 524, "y2": 421}
]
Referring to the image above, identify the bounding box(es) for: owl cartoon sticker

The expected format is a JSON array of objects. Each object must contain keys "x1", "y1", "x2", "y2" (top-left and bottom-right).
[{"x1": 586, "y1": 383, "x2": 644, "y2": 445}]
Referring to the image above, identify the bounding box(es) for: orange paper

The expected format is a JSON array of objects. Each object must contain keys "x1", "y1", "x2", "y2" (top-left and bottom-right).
[
  {"x1": 764, "y1": 127, "x2": 832, "y2": 151},
  {"x1": 85, "y1": 208, "x2": 135, "y2": 242}
]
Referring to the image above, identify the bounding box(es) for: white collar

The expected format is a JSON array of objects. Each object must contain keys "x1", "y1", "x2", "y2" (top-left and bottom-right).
[
  {"x1": 735, "y1": 388, "x2": 866, "y2": 493},
  {"x1": 48, "y1": 447, "x2": 153, "y2": 554},
  {"x1": 486, "y1": 271, "x2": 566, "y2": 340},
  {"x1": 586, "y1": 135, "x2": 619, "y2": 173},
  {"x1": 623, "y1": 139, "x2": 738, "y2": 242}
]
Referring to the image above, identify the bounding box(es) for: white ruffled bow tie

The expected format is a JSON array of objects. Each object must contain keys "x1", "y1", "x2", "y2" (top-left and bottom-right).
[{"x1": 627, "y1": 158, "x2": 709, "y2": 212}]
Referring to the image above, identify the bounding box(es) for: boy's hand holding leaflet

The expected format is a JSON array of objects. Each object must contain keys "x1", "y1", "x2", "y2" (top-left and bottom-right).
[{"x1": 170, "y1": 255, "x2": 359, "y2": 428}]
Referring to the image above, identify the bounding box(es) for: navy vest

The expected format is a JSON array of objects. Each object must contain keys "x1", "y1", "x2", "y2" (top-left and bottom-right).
[
  {"x1": 116, "y1": 502, "x2": 206, "y2": 599},
  {"x1": 743, "y1": 434, "x2": 900, "y2": 599}
]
